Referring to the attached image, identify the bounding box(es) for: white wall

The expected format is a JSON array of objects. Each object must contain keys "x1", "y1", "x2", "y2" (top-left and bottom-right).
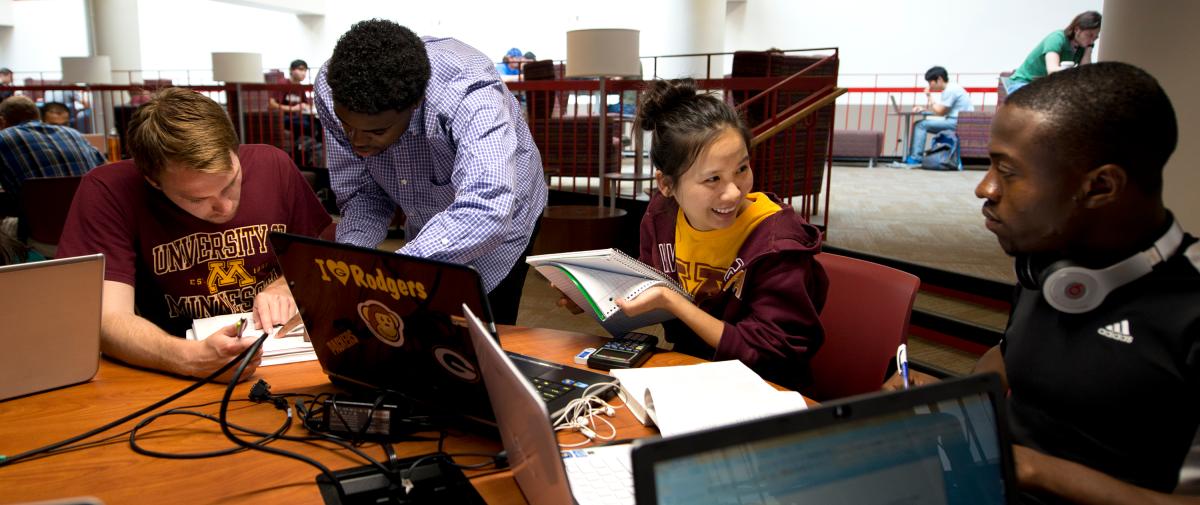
[
  {"x1": 0, "y1": 0, "x2": 89, "y2": 79},
  {"x1": 727, "y1": 0, "x2": 1103, "y2": 87},
  {"x1": 0, "y1": 0, "x2": 1109, "y2": 84}
]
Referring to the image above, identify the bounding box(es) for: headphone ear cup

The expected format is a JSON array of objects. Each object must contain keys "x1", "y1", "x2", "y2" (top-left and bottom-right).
[
  {"x1": 1040, "y1": 259, "x2": 1105, "y2": 314},
  {"x1": 1014, "y1": 253, "x2": 1042, "y2": 291}
]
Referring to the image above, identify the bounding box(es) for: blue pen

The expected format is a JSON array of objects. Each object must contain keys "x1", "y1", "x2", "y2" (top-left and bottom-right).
[{"x1": 897, "y1": 344, "x2": 910, "y2": 389}]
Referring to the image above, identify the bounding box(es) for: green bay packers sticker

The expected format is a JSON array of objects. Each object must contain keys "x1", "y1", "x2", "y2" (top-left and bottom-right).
[
  {"x1": 432, "y1": 346, "x2": 479, "y2": 382},
  {"x1": 358, "y1": 300, "x2": 405, "y2": 347}
]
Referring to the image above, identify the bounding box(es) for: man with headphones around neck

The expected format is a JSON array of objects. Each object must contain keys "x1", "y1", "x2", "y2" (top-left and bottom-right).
[{"x1": 884, "y1": 62, "x2": 1200, "y2": 504}]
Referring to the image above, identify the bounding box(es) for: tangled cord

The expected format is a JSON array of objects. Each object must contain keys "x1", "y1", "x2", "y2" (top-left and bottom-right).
[{"x1": 552, "y1": 382, "x2": 624, "y2": 448}]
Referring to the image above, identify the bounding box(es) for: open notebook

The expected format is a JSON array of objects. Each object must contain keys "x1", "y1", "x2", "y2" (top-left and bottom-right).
[
  {"x1": 611, "y1": 360, "x2": 808, "y2": 438},
  {"x1": 527, "y1": 249, "x2": 693, "y2": 336}
]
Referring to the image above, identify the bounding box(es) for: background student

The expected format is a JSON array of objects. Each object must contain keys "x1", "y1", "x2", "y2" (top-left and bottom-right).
[
  {"x1": 903, "y1": 66, "x2": 974, "y2": 166},
  {"x1": 557, "y1": 78, "x2": 828, "y2": 394},
  {"x1": 1007, "y1": 10, "x2": 1100, "y2": 94}
]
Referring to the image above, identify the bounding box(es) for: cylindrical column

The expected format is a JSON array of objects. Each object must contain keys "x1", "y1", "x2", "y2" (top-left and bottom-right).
[
  {"x1": 91, "y1": 0, "x2": 143, "y2": 140},
  {"x1": 1100, "y1": 0, "x2": 1200, "y2": 232},
  {"x1": 656, "y1": 0, "x2": 725, "y2": 80}
]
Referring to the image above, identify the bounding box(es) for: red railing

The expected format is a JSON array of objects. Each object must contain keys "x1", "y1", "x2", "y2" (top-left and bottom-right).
[
  {"x1": 507, "y1": 48, "x2": 841, "y2": 232},
  {"x1": 8, "y1": 49, "x2": 844, "y2": 233},
  {"x1": 11, "y1": 69, "x2": 312, "y2": 87},
  {"x1": 3, "y1": 83, "x2": 320, "y2": 169}
]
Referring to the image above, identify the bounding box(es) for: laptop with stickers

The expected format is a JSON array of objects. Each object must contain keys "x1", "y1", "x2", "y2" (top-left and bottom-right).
[{"x1": 268, "y1": 232, "x2": 615, "y2": 422}]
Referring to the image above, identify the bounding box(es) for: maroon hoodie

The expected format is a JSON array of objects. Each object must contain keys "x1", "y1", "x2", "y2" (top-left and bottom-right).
[{"x1": 638, "y1": 192, "x2": 829, "y2": 394}]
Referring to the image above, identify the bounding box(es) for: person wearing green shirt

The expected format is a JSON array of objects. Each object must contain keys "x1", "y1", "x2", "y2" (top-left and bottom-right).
[{"x1": 1008, "y1": 11, "x2": 1101, "y2": 94}]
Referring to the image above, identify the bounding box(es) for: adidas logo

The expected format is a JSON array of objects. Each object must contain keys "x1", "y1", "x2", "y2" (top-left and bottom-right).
[{"x1": 1097, "y1": 320, "x2": 1133, "y2": 344}]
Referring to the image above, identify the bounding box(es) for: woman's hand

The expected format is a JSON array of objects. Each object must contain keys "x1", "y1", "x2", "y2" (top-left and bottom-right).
[
  {"x1": 614, "y1": 286, "x2": 679, "y2": 317},
  {"x1": 551, "y1": 283, "x2": 584, "y2": 315}
]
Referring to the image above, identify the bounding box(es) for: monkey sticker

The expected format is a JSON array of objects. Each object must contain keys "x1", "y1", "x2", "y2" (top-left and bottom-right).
[{"x1": 357, "y1": 300, "x2": 405, "y2": 347}]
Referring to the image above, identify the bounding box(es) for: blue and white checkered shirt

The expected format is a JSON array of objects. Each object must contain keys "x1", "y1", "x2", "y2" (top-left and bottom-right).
[
  {"x1": 315, "y1": 37, "x2": 547, "y2": 292},
  {"x1": 0, "y1": 120, "x2": 106, "y2": 205}
]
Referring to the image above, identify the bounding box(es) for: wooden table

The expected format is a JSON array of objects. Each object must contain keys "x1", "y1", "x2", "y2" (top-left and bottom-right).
[{"x1": 0, "y1": 326, "x2": 812, "y2": 504}]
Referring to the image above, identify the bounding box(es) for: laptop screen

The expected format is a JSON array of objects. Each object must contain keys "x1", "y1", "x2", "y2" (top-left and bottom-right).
[
  {"x1": 269, "y1": 232, "x2": 496, "y2": 420},
  {"x1": 650, "y1": 391, "x2": 1005, "y2": 505}
]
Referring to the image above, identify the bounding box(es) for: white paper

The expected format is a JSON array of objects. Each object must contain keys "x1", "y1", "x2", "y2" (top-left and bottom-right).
[
  {"x1": 191, "y1": 312, "x2": 316, "y2": 366},
  {"x1": 610, "y1": 361, "x2": 778, "y2": 425},
  {"x1": 645, "y1": 386, "x2": 808, "y2": 438}
]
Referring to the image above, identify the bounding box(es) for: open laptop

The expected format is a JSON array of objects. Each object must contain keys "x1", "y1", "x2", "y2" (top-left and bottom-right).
[
  {"x1": 631, "y1": 372, "x2": 1018, "y2": 505},
  {"x1": 268, "y1": 232, "x2": 615, "y2": 421},
  {"x1": 892, "y1": 94, "x2": 934, "y2": 116},
  {"x1": 464, "y1": 304, "x2": 635, "y2": 505},
  {"x1": 0, "y1": 254, "x2": 104, "y2": 401}
]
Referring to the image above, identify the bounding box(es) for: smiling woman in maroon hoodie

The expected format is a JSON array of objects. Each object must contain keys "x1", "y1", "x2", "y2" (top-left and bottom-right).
[{"x1": 557, "y1": 78, "x2": 829, "y2": 393}]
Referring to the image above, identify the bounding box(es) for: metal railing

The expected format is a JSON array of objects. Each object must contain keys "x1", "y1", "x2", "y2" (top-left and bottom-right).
[
  {"x1": 2, "y1": 83, "x2": 321, "y2": 169},
  {"x1": 9, "y1": 49, "x2": 844, "y2": 231},
  {"x1": 507, "y1": 51, "x2": 840, "y2": 230}
]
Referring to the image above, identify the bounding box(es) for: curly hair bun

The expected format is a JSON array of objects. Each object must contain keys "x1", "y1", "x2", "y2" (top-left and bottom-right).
[{"x1": 635, "y1": 78, "x2": 698, "y2": 132}]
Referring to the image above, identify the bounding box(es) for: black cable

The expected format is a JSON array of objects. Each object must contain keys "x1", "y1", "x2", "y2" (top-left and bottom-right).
[
  {"x1": 50, "y1": 400, "x2": 246, "y2": 456},
  {"x1": 216, "y1": 334, "x2": 346, "y2": 485},
  {"x1": 402, "y1": 452, "x2": 507, "y2": 485},
  {"x1": 16, "y1": 399, "x2": 257, "y2": 465},
  {"x1": 289, "y1": 395, "x2": 403, "y2": 474},
  {"x1": 129, "y1": 404, "x2": 292, "y2": 459},
  {"x1": 0, "y1": 341, "x2": 258, "y2": 468},
  {"x1": 437, "y1": 427, "x2": 467, "y2": 453}
]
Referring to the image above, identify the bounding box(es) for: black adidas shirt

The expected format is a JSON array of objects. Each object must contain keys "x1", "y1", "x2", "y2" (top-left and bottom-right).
[{"x1": 1002, "y1": 233, "x2": 1200, "y2": 503}]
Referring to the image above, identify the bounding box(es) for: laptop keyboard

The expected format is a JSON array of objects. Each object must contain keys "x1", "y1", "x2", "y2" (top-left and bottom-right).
[
  {"x1": 531, "y1": 377, "x2": 576, "y2": 402},
  {"x1": 562, "y1": 446, "x2": 635, "y2": 505}
]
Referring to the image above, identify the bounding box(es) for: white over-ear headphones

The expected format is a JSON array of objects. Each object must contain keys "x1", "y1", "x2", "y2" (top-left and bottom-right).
[{"x1": 1016, "y1": 220, "x2": 1185, "y2": 314}]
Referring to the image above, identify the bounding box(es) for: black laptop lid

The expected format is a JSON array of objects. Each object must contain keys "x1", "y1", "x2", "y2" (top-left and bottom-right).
[
  {"x1": 268, "y1": 232, "x2": 497, "y2": 420},
  {"x1": 631, "y1": 373, "x2": 1018, "y2": 505}
]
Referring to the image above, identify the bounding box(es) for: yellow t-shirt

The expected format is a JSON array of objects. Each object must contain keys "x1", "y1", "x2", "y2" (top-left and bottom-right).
[{"x1": 674, "y1": 192, "x2": 782, "y2": 300}]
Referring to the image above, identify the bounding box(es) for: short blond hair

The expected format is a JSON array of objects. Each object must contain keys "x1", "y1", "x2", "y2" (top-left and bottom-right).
[{"x1": 126, "y1": 88, "x2": 239, "y2": 182}]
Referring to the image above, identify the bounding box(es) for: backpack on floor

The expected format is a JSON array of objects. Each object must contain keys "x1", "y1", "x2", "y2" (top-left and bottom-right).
[{"x1": 921, "y1": 131, "x2": 962, "y2": 171}]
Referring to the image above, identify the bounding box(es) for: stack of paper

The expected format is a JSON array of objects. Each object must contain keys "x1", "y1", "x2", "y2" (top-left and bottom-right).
[
  {"x1": 610, "y1": 360, "x2": 809, "y2": 438},
  {"x1": 185, "y1": 312, "x2": 316, "y2": 366}
]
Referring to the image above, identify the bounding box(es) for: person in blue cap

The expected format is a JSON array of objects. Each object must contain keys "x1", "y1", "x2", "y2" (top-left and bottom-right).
[{"x1": 497, "y1": 47, "x2": 527, "y2": 82}]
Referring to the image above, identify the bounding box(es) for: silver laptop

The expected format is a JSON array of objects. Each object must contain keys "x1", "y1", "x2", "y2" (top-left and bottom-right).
[
  {"x1": 463, "y1": 304, "x2": 635, "y2": 505},
  {"x1": 0, "y1": 255, "x2": 104, "y2": 400},
  {"x1": 892, "y1": 94, "x2": 933, "y2": 115}
]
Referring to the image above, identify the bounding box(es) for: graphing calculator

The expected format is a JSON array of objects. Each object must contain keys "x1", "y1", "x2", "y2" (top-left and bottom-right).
[{"x1": 587, "y1": 332, "x2": 659, "y2": 371}]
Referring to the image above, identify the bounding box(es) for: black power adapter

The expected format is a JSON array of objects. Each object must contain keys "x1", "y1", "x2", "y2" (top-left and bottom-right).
[{"x1": 322, "y1": 398, "x2": 404, "y2": 437}]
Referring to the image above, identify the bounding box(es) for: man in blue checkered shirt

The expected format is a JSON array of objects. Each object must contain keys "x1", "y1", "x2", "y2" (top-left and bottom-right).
[
  {"x1": 0, "y1": 96, "x2": 105, "y2": 210},
  {"x1": 316, "y1": 19, "x2": 547, "y2": 325}
]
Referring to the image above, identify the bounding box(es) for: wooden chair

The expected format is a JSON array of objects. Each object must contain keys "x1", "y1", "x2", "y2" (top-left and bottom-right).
[
  {"x1": 17, "y1": 176, "x2": 84, "y2": 259},
  {"x1": 808, "y1": 252, "x2": 920, "y2": 401},
  {"x1": 81, "y1": 134, "x2": 107, "y2": 157}
]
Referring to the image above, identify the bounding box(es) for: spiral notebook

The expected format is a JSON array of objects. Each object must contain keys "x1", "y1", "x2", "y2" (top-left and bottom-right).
[{"x1": 527, "y1": 249, "x2": 692, "y2": 336}]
